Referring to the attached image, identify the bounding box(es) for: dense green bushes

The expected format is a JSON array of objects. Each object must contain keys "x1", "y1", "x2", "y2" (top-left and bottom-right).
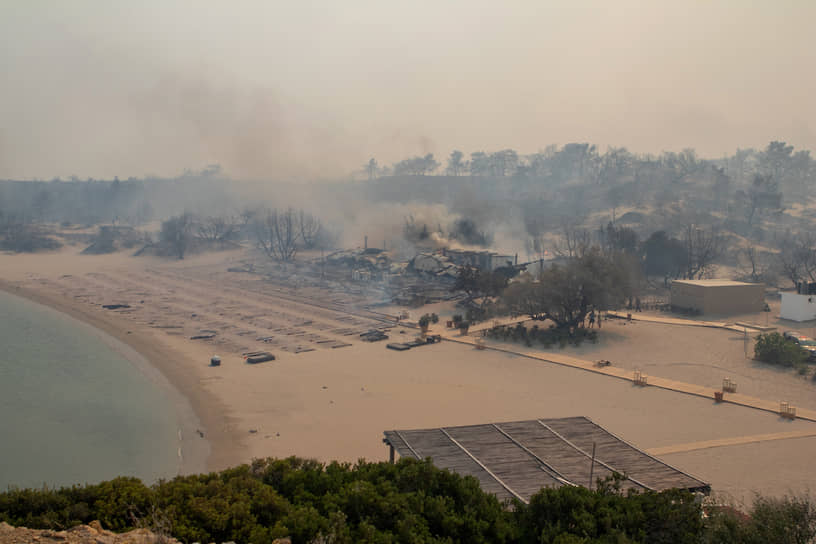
[
  {"x1": 485, "y1": 323, "x2": 598, "y2": 348},
  {"x1": 514, "y1": 483, "x2": 702, "y2": 544},
  {"x1": 0, "y1": 459, "x2": 512, "y2": 544},
  {"x1": 754, "y1": 333, "x2": 808, "y2": 368},
  {"x1": 1, "y1": 458, "x2": 814, "y2": 543}
]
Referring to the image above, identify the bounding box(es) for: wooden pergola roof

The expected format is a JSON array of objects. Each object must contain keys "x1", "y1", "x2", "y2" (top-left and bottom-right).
[{"x1": 383, "y1": 416, "x2": 709, "y2": 503}]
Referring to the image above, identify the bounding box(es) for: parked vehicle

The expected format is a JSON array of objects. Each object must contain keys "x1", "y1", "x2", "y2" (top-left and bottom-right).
[{"x1": 783, "y1": 331, "x2": 816, "y2": 360}]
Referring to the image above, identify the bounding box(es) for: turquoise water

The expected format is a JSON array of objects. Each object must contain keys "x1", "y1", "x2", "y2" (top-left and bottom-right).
[{"x1": 0, "y1": 290, "x2": 180, "y2": 489}]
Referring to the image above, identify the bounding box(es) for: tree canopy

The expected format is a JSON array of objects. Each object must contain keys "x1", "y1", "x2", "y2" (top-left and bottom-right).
[
  {"x1": 453, "y1": 265, "x2": 509, "y2": 307},
  {"x1": 503, "y1": 251, "x2": 628, "y2": 328}
]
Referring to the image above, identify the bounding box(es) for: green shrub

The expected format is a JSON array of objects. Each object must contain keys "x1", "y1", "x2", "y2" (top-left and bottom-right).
[
  {"x1": 746, "y1": 493, "x2": 816, "y2": 544},
  {"x1": 418, "y1": 313, "x2": 439, "y2": 328},
  {"x1": 1, "y1": 458, "x2": 813, "y2": 543},
  {"x1": 484, "y1": 324, "x2": 597, "y2": 349},
  {"x1": 754, "y1": 333, "x2": 808, "y2": 368}
]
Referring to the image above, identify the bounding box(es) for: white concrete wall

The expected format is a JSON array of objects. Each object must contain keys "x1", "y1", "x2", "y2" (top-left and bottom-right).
[{"x1": 781, "y1": 292, "x2": 816, "y2": 322}]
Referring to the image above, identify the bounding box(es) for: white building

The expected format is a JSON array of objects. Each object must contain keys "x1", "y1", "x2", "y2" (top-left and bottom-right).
[{"x1": 780, "y1": 292, "x2": 816, "y2": 322}]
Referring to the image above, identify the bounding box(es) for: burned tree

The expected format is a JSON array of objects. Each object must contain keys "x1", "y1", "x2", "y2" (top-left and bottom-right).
[
  {"x1": 196, "y1": 215, "x2": 238, "y2": 243},
  {"x1": 254, "y1": 208, "x2": 300, "y2": 261},
  {"x1": 553, "y1": 222, "x2": 591, "y2": 258},
  {"x1": 298, "y1": 210, "x2": 323, "y2": 249},
  {"x1": 365, "y1": 158, "x2": 378, "y2": 180},
  {"x1": 779, "y1": 233, "x2": 816, "y2": 286},
  {"x1": 737, "y1": 246, "x2": 777, "y2": 285},
  {"x1": 682, "y1": 223, "x2": 724, "y2": 279},
  {"x1": 160, "y1": 212, "x2": 194, "y2": 259},
  {"x1": 742, "y1": 246, "x2": 762, "y2": 282}
]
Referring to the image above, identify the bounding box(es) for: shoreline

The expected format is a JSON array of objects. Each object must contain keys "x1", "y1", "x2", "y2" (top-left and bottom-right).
[
  {"x1": 0, "y1": 279, "x2": 245, "y2": 478},
  {"x1": 2, "y1": 249, "x2": 815, "y2": 502}
]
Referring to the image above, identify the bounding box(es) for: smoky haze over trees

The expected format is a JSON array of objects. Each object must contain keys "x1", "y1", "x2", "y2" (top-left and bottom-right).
[
  {"x1": 1, "y1": 4, "x2": 813, "y2": 268},
  {"x1": 1, "y1": 140, "x2": 815, "y2": 294},
  {"x1": 1, "y1": 3, "x2": 814, "y2": 182}
]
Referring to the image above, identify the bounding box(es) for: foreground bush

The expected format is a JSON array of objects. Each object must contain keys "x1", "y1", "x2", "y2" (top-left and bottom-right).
[
  {"x1": 0, "y1": 459, "x2": 511, "y2": 544},
  {"x1": 703, "y1": 494, "x2": 816, "y2": 544},
  {"x1": 0, "y1": 458, "x2": 814, "y2": 543},
  {"x1": 754, "y1": 332, "x2": 808, "y2": 368}
]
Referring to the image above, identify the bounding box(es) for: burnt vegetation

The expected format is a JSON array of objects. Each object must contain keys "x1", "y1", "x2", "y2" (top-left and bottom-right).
[{"x1": 1, "y1": 141, "x2": 814, "y2": 294}]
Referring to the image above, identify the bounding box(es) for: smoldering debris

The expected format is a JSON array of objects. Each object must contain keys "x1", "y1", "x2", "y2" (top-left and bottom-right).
[{"x1": 228, "y1": 238, "x2": 525, "y2": 310}]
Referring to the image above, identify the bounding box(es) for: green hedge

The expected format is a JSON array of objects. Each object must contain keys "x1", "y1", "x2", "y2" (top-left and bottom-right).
[
  {"x1": 485, "y1": 323, "x2": 598, "y2": 348},
  {"x1": 754, "y1": 333, "x2": 808, "y2": 368},
  {"x1": 1, "y1": 458, "x2": 814, "y2": 543}
]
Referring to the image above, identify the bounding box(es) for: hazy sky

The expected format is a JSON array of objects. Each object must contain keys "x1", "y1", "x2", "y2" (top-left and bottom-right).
[{"x1": 1, "y1": 1, "x2": 814, "y2": 180}]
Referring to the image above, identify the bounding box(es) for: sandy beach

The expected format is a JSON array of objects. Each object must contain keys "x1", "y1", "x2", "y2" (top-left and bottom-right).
[{"x1": 3, "y1": 246, "x2": 816, "y2": 506}]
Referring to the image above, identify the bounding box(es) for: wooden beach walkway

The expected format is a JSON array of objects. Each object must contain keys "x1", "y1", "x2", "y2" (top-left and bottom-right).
[
  {"x1": 465, "y1": 312, "x2": 774, "y2": 335},
  {"x1": 604, "y1": 311, "x2": 776, "y2": 333},
  {"x1": 646, "y1": 428, "x2": 816, "y2": 456}
]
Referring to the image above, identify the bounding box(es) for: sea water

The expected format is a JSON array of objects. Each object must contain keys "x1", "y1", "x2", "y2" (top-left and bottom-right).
[{"x1": 0, "y1": 290, "x2": 180, "y2": 489}]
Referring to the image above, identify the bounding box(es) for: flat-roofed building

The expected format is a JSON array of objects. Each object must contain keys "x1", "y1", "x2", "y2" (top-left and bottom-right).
[
  {"x1": 780, "y1": 283, "x2": 816, "y2": 321},
  {"x1": 780, "y1": 292, "x2": 816, "y2": 321},
  {"x1": 670, "y1": 279, "x2": 765, "y2": 315},
  {"x1": 383, "y1": 416, "x2": 709, "y2": 503}
]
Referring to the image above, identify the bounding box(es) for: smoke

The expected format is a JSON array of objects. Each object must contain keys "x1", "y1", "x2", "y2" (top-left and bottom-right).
[
  {"x1": 331, "y1": 202, "x2": 448, "y2": 256},
  {"x1": 3, "y1": 3, "x2": 815, "y2": 180},
  {"x1": 125, "y1": 75, "x2": 361, "y2": 181},
  {"x1": 327, "y1": 196, "x2": 529, "y2": 260}
]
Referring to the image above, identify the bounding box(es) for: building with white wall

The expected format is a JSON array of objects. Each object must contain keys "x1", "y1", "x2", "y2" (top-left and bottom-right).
[{"x1": 781, "y1": 292, "x2": 816, "y2": 322}]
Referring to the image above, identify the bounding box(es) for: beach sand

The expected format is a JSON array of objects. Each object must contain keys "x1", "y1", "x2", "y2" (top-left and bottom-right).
[{"x1": 2, "y1": 246, "x2": 815, "y2": 506}]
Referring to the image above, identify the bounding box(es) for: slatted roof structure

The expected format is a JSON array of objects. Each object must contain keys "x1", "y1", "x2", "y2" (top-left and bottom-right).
[{"x1": 383, "y1": 416, "x2": 709, "y2": 503}]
